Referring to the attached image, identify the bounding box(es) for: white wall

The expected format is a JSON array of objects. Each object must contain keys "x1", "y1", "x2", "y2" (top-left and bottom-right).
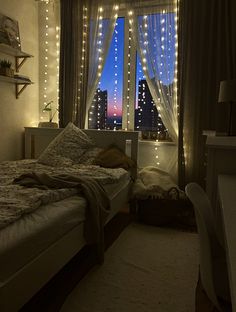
[{"x1": 0, "y1": 0, "x2": 39, "y2": 161}]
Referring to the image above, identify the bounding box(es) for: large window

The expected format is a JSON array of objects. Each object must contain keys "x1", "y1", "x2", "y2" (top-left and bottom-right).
[
  {"x1": 88, "y1": 17, "x2": 124, "y2": 130},
  {"x1": 88, "y1": 10, "x2": 176, "y2": 142}
]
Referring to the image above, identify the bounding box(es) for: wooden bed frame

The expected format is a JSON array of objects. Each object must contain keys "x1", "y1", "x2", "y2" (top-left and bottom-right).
[{"x1": 0, "y1": 128, "x2": 139, "y2": 312}]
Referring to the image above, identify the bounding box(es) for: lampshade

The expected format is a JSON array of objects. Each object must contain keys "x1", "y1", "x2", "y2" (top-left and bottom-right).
[{"x1": 218, "y1": 79, "x2": 236, "y2": 103}]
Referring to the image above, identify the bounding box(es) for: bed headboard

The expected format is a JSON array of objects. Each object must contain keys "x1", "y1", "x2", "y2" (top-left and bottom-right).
[{"x1": 24, "y1": 127, "x2": 139, "y2": 176}]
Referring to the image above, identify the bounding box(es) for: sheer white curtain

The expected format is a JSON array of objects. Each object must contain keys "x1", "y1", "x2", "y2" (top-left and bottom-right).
[
  {"x1": 85, "y1": 1, "x2": 119, "y2": 127},
  {"x1": 129, "y1": 1, "x2": 179, "y2": 178},
  {"x1": 133, "y1": 3, "x2": 178, "y2": 143}
]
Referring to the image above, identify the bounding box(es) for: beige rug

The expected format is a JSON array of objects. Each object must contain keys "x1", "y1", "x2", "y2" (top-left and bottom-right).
[{"x1": 60, "y1": 222, "x2": 199, "y2": 312}]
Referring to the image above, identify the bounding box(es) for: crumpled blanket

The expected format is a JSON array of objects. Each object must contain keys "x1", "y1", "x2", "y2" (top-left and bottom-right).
[
  {"x1": 13, "y1": 172, "x2": 110, "y2": 262},
  {"x1": 0, "y1": 159, "x2": 126, "y2": 262},
  {"x1": 133, "y1": 166, "x2": 186, "y2": 200}
]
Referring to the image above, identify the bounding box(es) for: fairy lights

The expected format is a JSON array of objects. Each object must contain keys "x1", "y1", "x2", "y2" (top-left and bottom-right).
[
  {"x1": 86, "y1": 6, "x2": 104, "y2": 129},
  {"x1": 56, "y1": 25, "x2": 60, "y2": 100},
  {"x1": 85, "y1": 2, "x2": 177, "y2": 156},
  {"x1": 112, "y1": 23, "x2": 118, "y2": 130},
  {"x1": 96, "y1": 6, "x2": 103, "y2": 81},
  {"x1": 88, "y1": 88, "x2": 108, "y2": 130},
  {"x1": 88, "y1": 4, "x2": 119, "y2": 130},
  {"x1": 42, "y1": 3, "x2": 49, "y2": 108},
  {"x1": 78, "y1": 6, "x2": 88, "y2": 106},
  {"x1": 174, "y1": 5, "x2": 179, "y2": 118},
  {"x1": 124, "y1": 10, "x2": 134, "y2": 130},
  {"x1": 138, "y1": 5, "x2": 178, "y2": 162},
  {"x1": 39, "y1": 0, "x2": 60, "y2": 123},
  {"x1": 95, "y1": 7, "x2": 104, "y2": 129}
]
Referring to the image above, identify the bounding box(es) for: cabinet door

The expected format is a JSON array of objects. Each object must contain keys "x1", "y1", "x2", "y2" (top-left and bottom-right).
[{"x1": 206, "y1": 137, "x2": 236, "y2": 210}]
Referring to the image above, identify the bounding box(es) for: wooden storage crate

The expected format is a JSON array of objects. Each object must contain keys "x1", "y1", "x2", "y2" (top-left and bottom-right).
[{"x1": 136, "y1": 193, "x2": 196, "y2": 231}]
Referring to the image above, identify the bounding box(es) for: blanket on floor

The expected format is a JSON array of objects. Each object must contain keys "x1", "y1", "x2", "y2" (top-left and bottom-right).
[{"x1": 133, "y1": 166, "x2": 186, "y2": 200}]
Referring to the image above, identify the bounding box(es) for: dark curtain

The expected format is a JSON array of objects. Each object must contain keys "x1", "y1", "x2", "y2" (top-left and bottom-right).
[
  {"x1": 59, "y1": 0, "x2": 88, "y2": 128},
  {"x1": 178, "y1": 0, "x2": 236, "y2": 189}
]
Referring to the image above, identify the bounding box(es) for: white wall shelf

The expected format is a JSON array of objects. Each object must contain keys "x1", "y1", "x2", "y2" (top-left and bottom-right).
[{"x1": 0, "y1": 43, "x2": 33, "y2": 98}]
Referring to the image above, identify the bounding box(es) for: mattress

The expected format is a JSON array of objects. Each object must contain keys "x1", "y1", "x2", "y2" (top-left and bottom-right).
[{"x1": 0, "y1": 165, "x2": 131, "y2": 283}]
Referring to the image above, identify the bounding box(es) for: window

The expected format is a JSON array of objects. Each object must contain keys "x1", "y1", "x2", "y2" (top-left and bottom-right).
[
  {"x1": 88, "y1": 9, "x2": 176, "y2": 142},
  {"x1": 135, "y1": 54, "x2": 169, "y2": 141},
  {"x1": 88, "y1": 17, "x2": 124, "y2": 130}
]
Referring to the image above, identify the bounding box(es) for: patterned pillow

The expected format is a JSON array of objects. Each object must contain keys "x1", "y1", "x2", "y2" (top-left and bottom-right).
[
  {"x1": 79, "y1": 147, "x2": 104, "y2": 165},
  {"x1": 38, "y1": 122, "x2": 94, "y2": 166}
]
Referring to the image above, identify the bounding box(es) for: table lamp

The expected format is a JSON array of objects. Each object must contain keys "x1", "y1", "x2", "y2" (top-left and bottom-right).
[{"x1": 218, "y1": 79, "x2": 236, "y2": 136}]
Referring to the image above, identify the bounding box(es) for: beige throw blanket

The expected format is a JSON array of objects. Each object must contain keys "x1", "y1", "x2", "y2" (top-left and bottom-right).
[
  {"x1": 133, "y1": 166, "x2": 185, "y2": 200},
  {"x1": 0, "y1": 159, "x2": 127, "y2": 262},
  {"x1": 13, "y1": 172, "x2": 110, "y2": 262}
]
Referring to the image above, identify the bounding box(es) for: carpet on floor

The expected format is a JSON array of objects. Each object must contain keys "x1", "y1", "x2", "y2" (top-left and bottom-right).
[
  {"x1": 60, "y1": 222, "x2": 199, "y2": 312},
  {"x1": 20, "y1": 211, "x2": 132, "y2": 312}
]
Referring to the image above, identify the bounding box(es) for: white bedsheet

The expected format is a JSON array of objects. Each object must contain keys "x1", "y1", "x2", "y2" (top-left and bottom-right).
[{"x1": 0, "y1": 168, "x2": 131, "y2": 283}]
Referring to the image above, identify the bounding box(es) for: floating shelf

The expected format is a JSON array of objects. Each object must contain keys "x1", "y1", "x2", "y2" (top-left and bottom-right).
[
  {"x1": 0, "y1": 43, "x2": 32, "y2": 58},
  {"x1": 0, "y1": 74, "x2": 34, "y2": 98},
  {"x1": 0, "y1": 43, "x2": 34, "y2": 98}
]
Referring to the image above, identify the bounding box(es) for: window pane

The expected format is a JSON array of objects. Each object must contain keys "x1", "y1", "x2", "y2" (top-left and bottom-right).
[
  {"x1": 135, "y1": 12, "x2": 176, "y2": 141},
  {"x1": 135, "y1": 54, "x2": 169, "y2": 141},
  {"x1": 88, "y1": 17, "x2": 124, "y2": 130}
]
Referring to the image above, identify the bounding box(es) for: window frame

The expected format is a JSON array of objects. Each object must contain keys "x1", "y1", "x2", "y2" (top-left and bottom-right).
[{"x1": 97, "y1": 3, "x2": 176, "y2": 137}]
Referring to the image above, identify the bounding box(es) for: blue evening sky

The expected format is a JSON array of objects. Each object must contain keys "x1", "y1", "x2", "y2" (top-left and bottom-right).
[{"x1": 99, "y1": 13, "x2": 176, "y2": 117}]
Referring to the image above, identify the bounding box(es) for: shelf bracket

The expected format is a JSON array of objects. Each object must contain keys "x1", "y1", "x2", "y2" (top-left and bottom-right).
[
  {"x1": 15, "y1": 56, "x2": 30, "y2": 72},
  {"x1": 15, "y1": 84, "x2": 29, "y2": 98}
]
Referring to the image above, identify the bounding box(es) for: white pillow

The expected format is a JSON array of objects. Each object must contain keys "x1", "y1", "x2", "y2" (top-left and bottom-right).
[{"x1": 38, "y1": 122, "x2": 94, "y2": 166}]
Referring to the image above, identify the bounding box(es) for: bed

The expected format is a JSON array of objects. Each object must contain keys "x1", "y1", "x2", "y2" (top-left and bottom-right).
[{"x1": 0, "y1": 123, "x2": 139, "y2": 312}]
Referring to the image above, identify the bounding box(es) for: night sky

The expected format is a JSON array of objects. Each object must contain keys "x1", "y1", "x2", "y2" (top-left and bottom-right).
[{"x1": 99, "y1": 13, "x2": 176, "y2": 118}]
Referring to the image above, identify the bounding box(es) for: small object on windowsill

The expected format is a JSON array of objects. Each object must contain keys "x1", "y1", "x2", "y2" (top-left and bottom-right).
[{"x1": 38, "y1": 121, "x2": 58, "y2": 128}]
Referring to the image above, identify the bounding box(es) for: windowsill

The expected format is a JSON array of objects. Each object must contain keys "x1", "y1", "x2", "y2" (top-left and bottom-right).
[
  {"x1": 126, "y1": 138, "x2": 176, "y2": 146},
  {"x1": 138, "y1": 139, "x2": 176, "y2": 146}
]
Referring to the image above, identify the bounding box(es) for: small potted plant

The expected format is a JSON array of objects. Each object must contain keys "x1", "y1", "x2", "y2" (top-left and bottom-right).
[
  {"x1": 0, "y1": 59, "x2": 14, "y2": 77},
  {"x1": 38, "y1": 100, "x2": 59, "y2": 128}
]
